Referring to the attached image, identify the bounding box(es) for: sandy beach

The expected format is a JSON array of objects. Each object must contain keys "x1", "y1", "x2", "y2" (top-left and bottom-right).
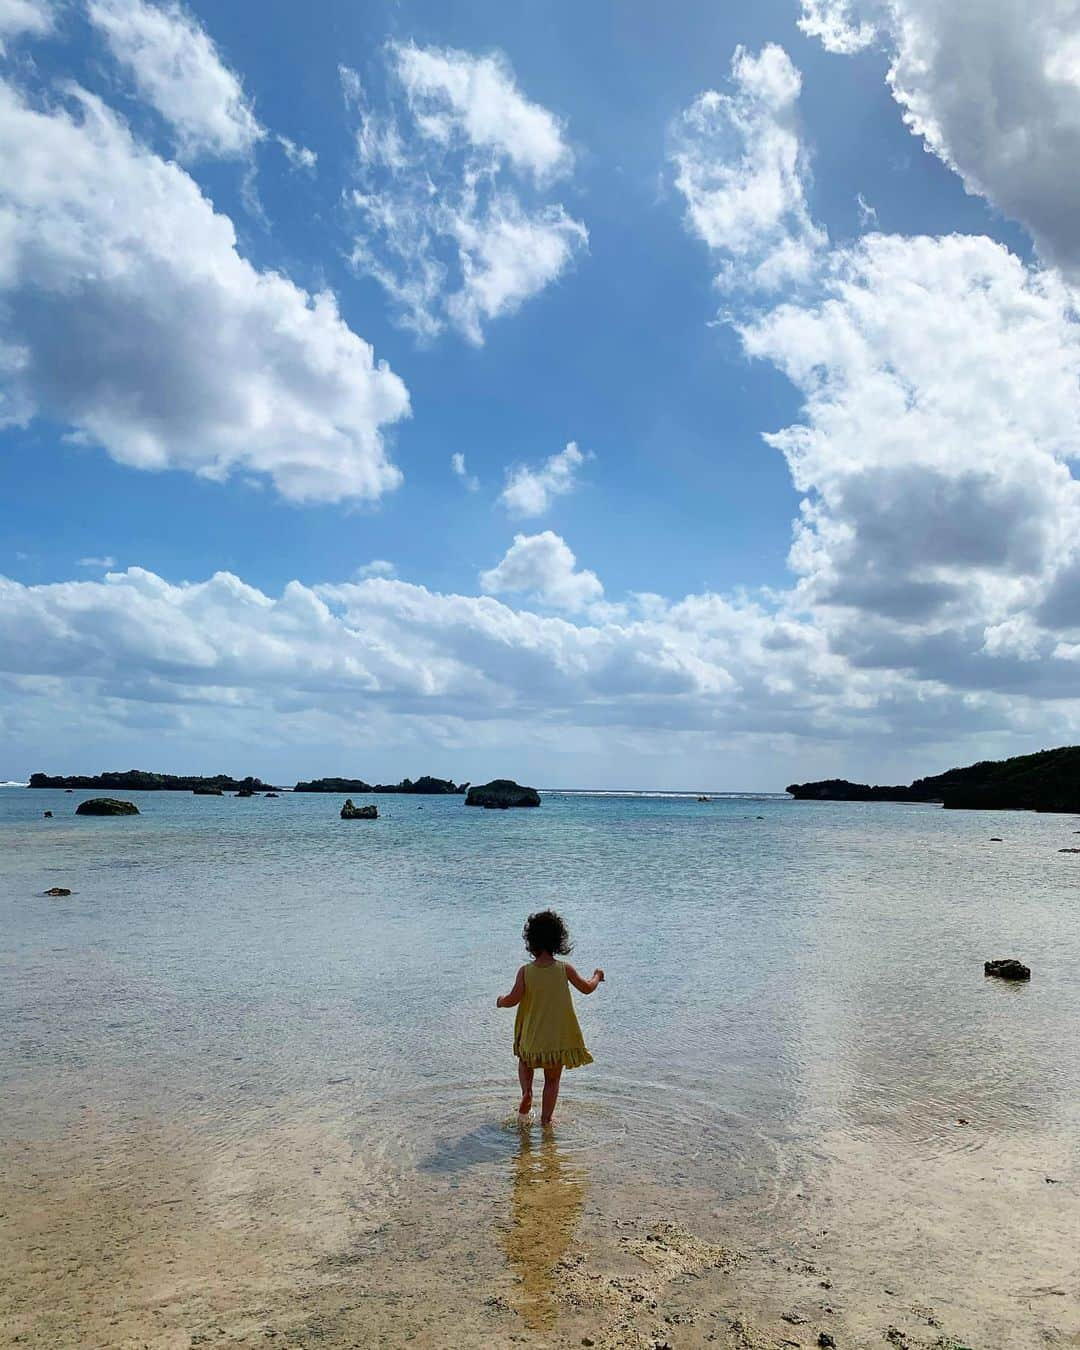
[{"x1": 3, "y1": 1099, "x2": 1077, "y2": 1349}]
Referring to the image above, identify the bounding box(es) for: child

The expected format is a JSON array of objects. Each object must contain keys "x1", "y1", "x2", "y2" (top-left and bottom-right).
[{"x1": 496, "y1": 909, "x2": 604, "y2": 1126}]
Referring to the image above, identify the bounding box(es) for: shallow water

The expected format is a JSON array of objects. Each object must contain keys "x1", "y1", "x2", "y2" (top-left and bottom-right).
[{"x1": 3, "y1": 786, "x2": 1079, "y2": 1343}]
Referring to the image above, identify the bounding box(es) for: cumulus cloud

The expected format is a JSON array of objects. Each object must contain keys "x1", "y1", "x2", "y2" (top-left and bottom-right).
[
  {"x1": 392, "y1": 41, "x2": 571, "y2": 181},
  {"x1": 87, "y1": 0, "x2": 263, "y2": 159},
  {"x1": 451, "y1": 452, "x2": 479, "y2": 491},
  {"x1": 5, "y1": 551, "x2": 1078, "y2": 783},
  {"x1": 344, "y1": 45, "x2": 587, "y2": 343},
  {"x1": 670, "y1": 44, "x2": 826, "y2": 291},
  {"x1": 800, "y1": 0, "x2": 1080, "y2": 276},
  {"x1": 499, "y1": 441, "x2": 586, "y2": 517},
  {"x1": 0, "y1": 78, "x2": 409, "y2": 502},
  {"x1": 740, "y1": 231, "x2": 1080, "y2": 694},
  {"x1": 479, "y1": 531, "x2": 603, "y2": 611},
  {"x1": 797, "y1": 0, "x2": 877, "y2": 54}
]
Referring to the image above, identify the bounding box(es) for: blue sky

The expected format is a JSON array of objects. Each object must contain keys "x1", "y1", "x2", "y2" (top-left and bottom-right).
[{"x1": 2, "y1": 0, "x2": 1080, "y2": 788}]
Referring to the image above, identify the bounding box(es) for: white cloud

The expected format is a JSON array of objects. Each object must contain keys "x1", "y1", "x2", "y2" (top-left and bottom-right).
[
  {"x1": 856, "y1": 192, "x2": 877, "y2": 226},
  {"x1": 355, "y1": 559, "x2": 396, "y2": 579},
  {"x1": 797, "y1": 0, "x2": 877, "y2": 54},
  {"x1": 6, "y1": 548, "x2": 1080, "y2": 785},
  {"x1": 392, "y1": 40, "x2": 571, "y2": 182},
  {"x1": 499, "y1": 441, "x2": 586, "y2": 517},
  {"x1": 87, "y1": 0, "x2": 263, "y2": 160},
  {"x1": 444, "y1": 195, "x2": 586, "y2": 345},
  {"x1": 670, "y1": 44, "x2": 826, "y2": 292},
  {"x1": 0, "y1": 79, "x2": 409, "y2": 502},
  {"x1": 451, "y1": 452, "x2": 479, "y2": 491},
  {"x1": 800, "y1": 0, "x2": 1080, "y2": 276},
  {"x1": 277, "y1": 135, "x2": 316, "y2": 172},
  {"x1": 77, "y1": 555, "x2": 117, "y2": 569},
  {"x1": 344, "y1": 45, "x2": 586, "y2": 344},
  {"x1": 479, "y1": 531, "x2": 603, "y2": 612},
  {"x1": 0, "y1": 0, "x2": 53, "y2": 47},
  {"x1": 740, "y1": 231, "x2": 1080, "y2": 694}
]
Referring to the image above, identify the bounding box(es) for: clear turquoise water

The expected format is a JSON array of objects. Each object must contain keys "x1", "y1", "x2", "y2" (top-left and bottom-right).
[{"x1": 4, "y1": 784, "x2": 1079, "y2": 1204}]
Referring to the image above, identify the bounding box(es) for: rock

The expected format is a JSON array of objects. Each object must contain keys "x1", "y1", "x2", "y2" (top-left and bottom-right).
[
  {"x1": 75, "y1": 798, "x2": 139, "y2": 816},
  {"x1": 465, "y1": 779, "x2": 541, "y2": 809},
  {"x1": 236, "y1": 788, "x2": 258, "y2": 797},
  {"x1": 341, "y1": 799, "x2": 378, "y2": 820},
  {"x1": 43, "y1": 887, "x2": 71, "y2": 896},
  {"x1": 193, "y1": 786, "x2": 223, "y2": 795},
  {"x1": 43, "y1": 810, "x2": 52, "y2": 817},
  {"x1": 1058, "y1": 847, "x2": 1080, "y2": 853},
  {"x1": 989, "y1": 836, "x2": 1002, "y2": 841},
  {"x1": 818, "y1": 1335, "x2": 836, "y2": 1349},
  {"x1": 265, "y1": 792, "x2": 279, "y2": 797},
  {"x1": 984, "y1": 958, "x2": 1031, "y2": 981}
]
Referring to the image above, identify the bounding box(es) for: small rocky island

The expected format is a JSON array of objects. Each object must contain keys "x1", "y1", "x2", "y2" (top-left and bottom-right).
[
  {"x1": 75, "y1": 798, "x2": 140, "y2": 816},
  {"x1": 295, "y1": 775, "x2": 467, "y2": 794},
  {"x1": 341, "y1": 799, "x2": 378, "y2": 819},
  {"x1": 787, "y1": 745, "x2": 1080, "y2": 813},
  {"x1": 465, "y1": 779, "x2": 541, "y2": 809},
  {"x1": 32, "y1": 770, "x2": 274, "y2": 792}
]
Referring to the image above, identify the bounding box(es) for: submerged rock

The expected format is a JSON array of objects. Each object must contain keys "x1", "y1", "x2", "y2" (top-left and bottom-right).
[
  {"x1": 75, "y1": 798, "x2": 139, "y2": 816},
  {"x1": 984, "y1": 958, "x2": 1031, "y2": 981},
  {"x1": 341, "y1": 798, "x2": 378, "y2": 819},
  {"x1": 43, "y1": 886, "x2": 71, "y2": 896},
  {"x1": 235, "y1": 788, "x2": 257, "y2": 797},
  {"x1": 193, "y1": 785, "x2": 223, "y2": 795},
  {"x1": 43, "y1": 810, "x2": 52, "y2": 818},
  {"x1": 265, "y1": 792, "x2": 280, "y2": 797},
  {"x1": 465, "y1": 779, "x2": 541, "y2": 809}
]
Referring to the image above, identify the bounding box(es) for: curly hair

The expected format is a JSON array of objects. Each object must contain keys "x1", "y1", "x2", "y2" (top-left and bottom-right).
[{"x1": 523, "y1": 909, "x2": 573, "y2": 957}]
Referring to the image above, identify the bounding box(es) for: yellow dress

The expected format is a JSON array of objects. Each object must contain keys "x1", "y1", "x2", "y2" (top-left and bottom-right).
[{"x1": 513, "y1": 960, "x2": 594, "y2": 1070}]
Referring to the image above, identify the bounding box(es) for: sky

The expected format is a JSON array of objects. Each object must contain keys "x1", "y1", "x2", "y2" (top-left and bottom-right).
[{"x1": 2, "y1": 0, "x2": 1080, "y2": 790}]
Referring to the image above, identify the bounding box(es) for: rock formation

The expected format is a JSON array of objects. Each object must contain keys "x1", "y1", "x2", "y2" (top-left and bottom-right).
[
  {"x1": 75, "y1": 798, "x2": 140, "y2": 816},
  {"x1": 984, "y1": 958, "x2": 1031, "y2": 981},
  {"x1": 465, "y1": 780, "x2": 541, "y2": 809},
  {"x1": 341, "y1": 799, "x2": 378, "y2": 819}
]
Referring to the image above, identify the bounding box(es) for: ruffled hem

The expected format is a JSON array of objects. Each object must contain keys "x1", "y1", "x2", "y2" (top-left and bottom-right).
[{"x1": 514, "y1": 1044, "x2": 594, "y2": 1070}]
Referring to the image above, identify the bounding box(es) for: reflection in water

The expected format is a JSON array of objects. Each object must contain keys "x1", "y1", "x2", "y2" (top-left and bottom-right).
[{"x1": 501, "y1": 1126, "x2": 587, "y2": 1330}]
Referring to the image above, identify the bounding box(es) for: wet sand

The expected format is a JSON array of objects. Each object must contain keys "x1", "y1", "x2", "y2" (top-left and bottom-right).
[{"x1": 3, "y1": 1105, "x2": 1077, "y2": 1349}]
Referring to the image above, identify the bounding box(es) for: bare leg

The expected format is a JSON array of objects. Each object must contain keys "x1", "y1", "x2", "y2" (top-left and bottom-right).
[
  {"x1": 540, "y1": 1064, "x2": 563, "y2": 1126},
  {"x1": 517, "y1": 1059, "x2": 535, "y2": 1116}
]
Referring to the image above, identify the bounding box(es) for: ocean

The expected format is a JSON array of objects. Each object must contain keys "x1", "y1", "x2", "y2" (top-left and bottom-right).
[{"x1": 2, "y1": 786, "x2": 1078, "y2": 1346}]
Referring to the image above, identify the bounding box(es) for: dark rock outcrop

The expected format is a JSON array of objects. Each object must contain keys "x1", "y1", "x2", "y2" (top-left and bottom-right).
[
  {"x1": 193, "y1": 786, "x2": 223, "y2": 795},
  {"x1": 43, "y1": 810, "x2": 52, "y2": 818},
  {"x1": 785, "y1": 777, "x2": 921, "y2": 802},
  {"x1": 32, "y1": 770, "x2": 273, "y2": 792},
  {"x1": 43, "y1": 887, "x2": 71, "y2": 896},
  {"x1": 295, "y1": 775, "x2": 467, "y2": 794},
  {"x1": 236, "y1": 788, "x2": 257, "y2": 797},
  {"x1": 341, "y1": 798, "x2": 378, "y2": 819},
  {"x1": 788, "y1": 745, "x2": 1080, "y2": 813},
  {"x1": 465, "y1": 779, "x2": 541, "y2": 809},
  {"x1": 75, "y1": 798, "x2": 139, "y2": 816},
  {"x1": 265, "y1": 792, "x2": 280, "y2": 798},
  {"x1": 984, "y1": 958, "x2": 1031, "y2": 981}
]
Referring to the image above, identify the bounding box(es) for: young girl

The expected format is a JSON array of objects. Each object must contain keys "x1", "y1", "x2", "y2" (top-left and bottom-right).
[{"x1": 496, "y1": 910, "x2": 604, "y2": 1126}]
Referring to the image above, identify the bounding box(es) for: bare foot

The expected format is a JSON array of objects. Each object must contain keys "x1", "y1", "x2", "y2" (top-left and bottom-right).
[
  {"x1": 518, "y1": 1092, "x2": 533, "y2": 1116},
  {"x1": 540, "y1": 1115, "x2": 555, "y2": 1128}
]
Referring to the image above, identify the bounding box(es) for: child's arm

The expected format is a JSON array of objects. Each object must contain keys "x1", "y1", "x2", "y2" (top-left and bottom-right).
[
  {"x1": 566, "y1": 964, "x2": 605, "y2": 994},
  {"x1": 496, "y1": 966, "x2": 526, "y2": 1008}
]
